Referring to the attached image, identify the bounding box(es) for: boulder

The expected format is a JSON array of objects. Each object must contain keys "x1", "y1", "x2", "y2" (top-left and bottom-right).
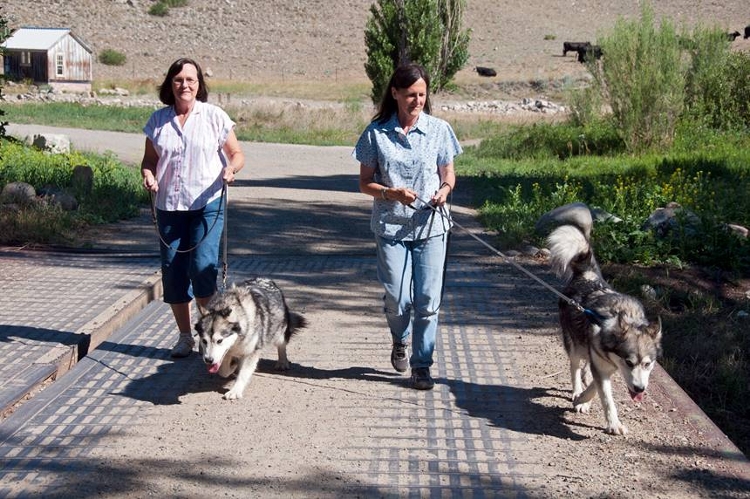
[
  {"x1": 37, "y1": 187, "x2": 79, "y2": 211},
  {"x1": 1, "y1": 182, "x2": 36, "y2": 206},
  {"x1": 642, "y1": 202, "x2": 701, "y2": 238},
  {"x1": 72, "y1": 165, "x2": 94, "y2": 196},
  {"x1": 32, "y1": 134, "x2": 71, "y2": 154}
]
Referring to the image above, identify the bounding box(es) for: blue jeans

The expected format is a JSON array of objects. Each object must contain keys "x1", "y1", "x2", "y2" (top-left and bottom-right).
[
  {"x1": 157, "y1": 196, "x2": 225, "y2": 304},
  {"x1": 375, "y1": 233, "x2": 448, "y2": 369}
]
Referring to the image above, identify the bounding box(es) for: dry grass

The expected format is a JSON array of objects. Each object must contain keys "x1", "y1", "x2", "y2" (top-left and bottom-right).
[{"x1": 4, "y1": 0, "x2": 749, "y2": 96}]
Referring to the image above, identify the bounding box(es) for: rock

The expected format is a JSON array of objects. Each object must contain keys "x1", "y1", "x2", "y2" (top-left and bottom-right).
[
  {"x1": 38, "y1": 187, "x2": 79, "y2": 211},
  {"x1": 640, "y1": 284, "x2": 658, "y2": 301},
  {"x1": 642, "y1": 202, "x2": 701, "y2": 238},
  {"x1": 1, "y1": 181, "x2": 37, "y2": 206},
  {"x1": 72, "y1": 165, "x2": 94, "y2": 196},
  {"x1": 32, "y1": 134, "x2": 71, "y2": 154},
  {"x1": 724, "y1": 223, "x2": 748, "y2": 239}
]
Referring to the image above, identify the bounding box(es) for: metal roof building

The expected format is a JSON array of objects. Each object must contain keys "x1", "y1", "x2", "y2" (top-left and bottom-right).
[{"x1": 2, "y1": 27, "x2": 93, "y2": 92}]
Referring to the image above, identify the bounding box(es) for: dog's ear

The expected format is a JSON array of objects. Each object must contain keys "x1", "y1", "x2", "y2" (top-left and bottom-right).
[
  {"x1": 194, "y1": 321, "x2": 203, "y2": 335},
  {"x1": 647, "y1": 316, "x2": 663, "y2": 340}
]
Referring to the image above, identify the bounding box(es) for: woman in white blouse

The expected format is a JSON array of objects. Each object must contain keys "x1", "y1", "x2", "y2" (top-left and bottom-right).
[{"x1": 141, "y1": 57, "x2": 244, "y2": 358}]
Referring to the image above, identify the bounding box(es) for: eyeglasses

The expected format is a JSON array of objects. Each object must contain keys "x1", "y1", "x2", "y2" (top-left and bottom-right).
[{"x1": 172, "y1": 77, "x2": 198, "y2": 87}]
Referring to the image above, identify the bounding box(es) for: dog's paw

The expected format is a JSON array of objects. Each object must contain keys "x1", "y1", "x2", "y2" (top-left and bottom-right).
[
  {"x1": 223, "y1": 389, "x2": 243, "y2": 400},
  {"x1": 572, "y1": 394, "x2": 591, "y2": 413},
  {"x1": 275, "y1": 360, "x2": 291, "y2": 371},
  {"x1": 606, "y1": 422, "x2": 628, "y2": 435},
  {"x1": 573, "y1": 401, "x2": 591, "y2": 413}
]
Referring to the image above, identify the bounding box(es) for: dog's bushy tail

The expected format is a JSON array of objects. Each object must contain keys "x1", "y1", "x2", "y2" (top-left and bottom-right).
[
  {"x1": 285, "y1": 312, "x2": 308, "y2": 343},
  {"x1": 547, "y1": 224, "x2": 595, "y2": 282}
]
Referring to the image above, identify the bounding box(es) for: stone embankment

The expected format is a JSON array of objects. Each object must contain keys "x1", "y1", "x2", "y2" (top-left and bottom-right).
[{"x1": 2, "y1": 82, "x2": 568, "y2": 116}]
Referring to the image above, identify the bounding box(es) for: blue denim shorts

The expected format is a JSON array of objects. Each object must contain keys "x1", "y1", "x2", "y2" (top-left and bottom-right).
[{"x1": 156, "y1": 196, "x2": 225, "y2": 304}]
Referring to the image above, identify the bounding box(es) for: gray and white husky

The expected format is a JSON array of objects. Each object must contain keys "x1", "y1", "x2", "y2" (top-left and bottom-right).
[
  {"x1": 548, "y1": 223, "x2": 662, "y2": 435},
  {"x1": 194, "y1": 278, "x2": 307, "y2": 400}
]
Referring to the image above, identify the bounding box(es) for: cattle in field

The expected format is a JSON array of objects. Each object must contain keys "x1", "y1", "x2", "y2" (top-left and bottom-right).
[
  {"x1": 577, "y1": 45, "x2": 603, "y2": 63},
  {"x1": 475, "y1": 66, "x2": 497, "y2": 77},
  {"x1": 744, "y1": 26, "x2": 750, "y2": 39},
  {"x1": 563, "y1": 41, "x2": 591, "y2": 56},
  {"x1": 727, "y1": 31, "x2": 741, "y2": 41}
]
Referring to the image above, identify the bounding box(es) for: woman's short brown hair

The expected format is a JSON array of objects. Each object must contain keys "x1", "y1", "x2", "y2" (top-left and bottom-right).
[{"x1": 158, "y1": 57, "x2": 209, "y2": 105}]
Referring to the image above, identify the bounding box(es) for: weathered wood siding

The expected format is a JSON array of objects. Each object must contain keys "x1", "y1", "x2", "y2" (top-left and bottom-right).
[{"x1": 48, "y1": 34, "x2": 92, "y2": 83}]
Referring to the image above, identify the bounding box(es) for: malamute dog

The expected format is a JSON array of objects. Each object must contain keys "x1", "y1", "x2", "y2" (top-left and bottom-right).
[
  {"x1": 195, "y1": 278, "x2": 307, "y2": 400},
  {"x1": 547, "y1": 223, "x2": 662, "y2": 435}
]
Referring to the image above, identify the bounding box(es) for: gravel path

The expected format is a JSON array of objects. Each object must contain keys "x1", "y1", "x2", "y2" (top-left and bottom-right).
[{"x1": 3, "y1": 123, "x2": 750, "y2": 497}]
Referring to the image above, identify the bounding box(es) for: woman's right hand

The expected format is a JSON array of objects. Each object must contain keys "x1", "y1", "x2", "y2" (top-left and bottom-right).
[
  {"x1": 142, "y1": 172, "x2": 158, "y2": 192},
  {"x1": 389, "y1": 187, "x2": 418, "y2": 206}
]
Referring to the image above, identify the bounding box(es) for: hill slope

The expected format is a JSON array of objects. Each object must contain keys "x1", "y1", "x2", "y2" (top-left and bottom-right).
[{"x1": 3, "y1": 0, "x2": 749, "y2": 88}]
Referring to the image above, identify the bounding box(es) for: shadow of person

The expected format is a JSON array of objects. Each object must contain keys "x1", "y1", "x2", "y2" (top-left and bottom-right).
[
  {"x1": 444, "y1": 378, "x2": 587, "y2": 440},
  {"x1": 101, "y1": 345, "x2": 222, "y2": 405},
  {"x1": 256, "y1": 358, "x2": 405, "y2": 385}
]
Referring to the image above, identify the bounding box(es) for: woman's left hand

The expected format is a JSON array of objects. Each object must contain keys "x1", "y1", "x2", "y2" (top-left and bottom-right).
[
  {"x1": 222, "y1": 166, "x2": 236, "y2": 184},
  {"x1": 430, "y1": 184, "x2": 452, "y2": 207}
]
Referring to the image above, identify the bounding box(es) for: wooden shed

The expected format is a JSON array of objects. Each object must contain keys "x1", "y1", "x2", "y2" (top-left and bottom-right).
[{"x1": 2, "y1": 27, "x2": 93, "y2": 92}]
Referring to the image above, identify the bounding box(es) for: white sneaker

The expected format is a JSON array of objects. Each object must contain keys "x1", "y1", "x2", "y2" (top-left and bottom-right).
[{"x1": 171, "y1": 334, "x2": 195, "y2": 358}]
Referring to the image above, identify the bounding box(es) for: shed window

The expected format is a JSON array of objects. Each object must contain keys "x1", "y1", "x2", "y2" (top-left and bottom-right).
[
  {"x1": 20, "y1": 51, "x2": 31, "y2": 66},
  {"x1": 56, "y1": 54, "x2": 64, "y2": 76}
]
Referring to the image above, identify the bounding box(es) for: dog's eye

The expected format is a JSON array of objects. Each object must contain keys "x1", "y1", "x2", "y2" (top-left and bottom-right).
[
  {"x1": 625, "y1": 359, "x2": 635, "y2": 368},
  {"x1": 216, "y1": 339, "x2": 223, "y2": 344},
  {"x1": 643, "y1": 361, "x2": 652, "y2": 369},
  {"x1": 232, "y1": 324, "x2": 242, "y2": 333}
]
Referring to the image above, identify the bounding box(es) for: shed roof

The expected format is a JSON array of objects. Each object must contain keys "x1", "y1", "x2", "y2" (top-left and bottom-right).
[{"x1": 2, "y1": 27, "x2": 93, "y2": 53}]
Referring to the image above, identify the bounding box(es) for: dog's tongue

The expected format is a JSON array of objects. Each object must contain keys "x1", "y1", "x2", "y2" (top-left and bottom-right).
[
  {"x1": 631, "y1": 391, "x2": 645, "y2": 403},
  {"x1": 208, "y1": 363, "x2": 221, "y2": 374}
]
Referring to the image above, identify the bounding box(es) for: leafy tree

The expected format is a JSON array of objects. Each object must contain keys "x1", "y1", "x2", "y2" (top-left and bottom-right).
[{"x1": 364, "y1": 0, "x2": 470, "y2": 103}]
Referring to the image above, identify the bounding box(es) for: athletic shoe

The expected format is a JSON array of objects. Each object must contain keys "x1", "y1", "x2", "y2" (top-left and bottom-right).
[
  {"x1": 171, "y1": 334, "x2": 195, "y2": 358},
  {"x1": 391, "y1": 341, "x2": 409, "y2": 373},
  {"x1": 411, "y1": 367, "x2": 434, "y2": 390}
]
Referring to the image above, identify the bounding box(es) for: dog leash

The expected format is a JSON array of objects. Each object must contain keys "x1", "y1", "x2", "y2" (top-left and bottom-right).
[
  {"x1": 150, "y1": 182, "x2": 230, "y2": 290},
  {"x1": 410, "y1": 194, "x2": 603, "y2": 322},
  {"x1": 220, "y1": 184, "x2": 229, "y2": 291}
]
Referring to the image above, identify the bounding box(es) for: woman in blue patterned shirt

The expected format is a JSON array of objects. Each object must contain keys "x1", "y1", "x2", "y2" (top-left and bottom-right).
[{"x1": 354, "y1": 63, "x2": 462, "y2": 390}]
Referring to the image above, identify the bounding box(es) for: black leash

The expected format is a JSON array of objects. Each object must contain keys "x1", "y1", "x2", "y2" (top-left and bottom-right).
[{"x1": 410, "y1": 194, "x2": 602, "y2": 322}]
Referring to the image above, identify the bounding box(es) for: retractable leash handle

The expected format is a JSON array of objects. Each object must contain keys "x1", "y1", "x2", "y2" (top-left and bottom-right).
[{"x1": 411, "y1": 193, "x2": 593, "y2": 316}]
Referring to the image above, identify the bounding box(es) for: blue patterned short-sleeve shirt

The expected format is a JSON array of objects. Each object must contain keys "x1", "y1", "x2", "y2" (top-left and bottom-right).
[{"x1": 353, "y1": 112, "x2": 462, "y2": 241}]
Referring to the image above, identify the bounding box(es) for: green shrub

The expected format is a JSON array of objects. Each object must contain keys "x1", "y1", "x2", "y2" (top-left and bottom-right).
[
  {"x1": 683, "y1": 27, "x2": 750, "y2": 130},
  {"x1": 0, "y1": 141, "x2": 147, "y2": 245},
  {"x1": 99, "y1": 48, "x2": 127, "y2": 66},
  {"x1": 163, "y1": 0, "x2": 188, "y2": 6},
  {"x1": 148, "y1": 2, "x2": 169, "y2": 16},
  {"x1": 588, "y1": 2, "x2": 686, "y2": 152},
  {"x1": 462, "y1": 128, "x2": 750, "y2": 272}
]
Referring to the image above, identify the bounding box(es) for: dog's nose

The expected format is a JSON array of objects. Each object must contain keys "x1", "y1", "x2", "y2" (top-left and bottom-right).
[
  {"x1": 632, "y1": 384, "x2": 645, "y2": 393},
  {"x1": 203, "y1": 356, "x2": 213, "y2": 364}
]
